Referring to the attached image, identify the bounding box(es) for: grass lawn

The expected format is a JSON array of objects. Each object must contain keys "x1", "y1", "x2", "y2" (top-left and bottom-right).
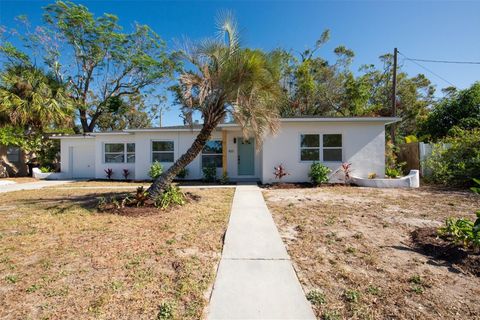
[
  {"x1": 264, "y1": 186, "x2": 480, "y2": 320},
  {"x1": 0, "y1": 185, "x2": 234, "y2": 319}
]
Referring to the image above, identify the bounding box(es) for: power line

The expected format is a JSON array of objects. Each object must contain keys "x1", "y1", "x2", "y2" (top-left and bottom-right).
[
  {"x1": 403, "y1": 58, "x2": 480, "y2": 65},
  {"x1": 398, "y1": 50, "x2": 457, "y2": 87}
]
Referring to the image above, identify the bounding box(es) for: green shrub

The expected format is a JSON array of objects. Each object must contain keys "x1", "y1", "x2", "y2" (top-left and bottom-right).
[
  {"x1": 149, "y1": 161, "x2": 164, "y2": 179},
  {"x1": 438, "y1": 211, "x2": 480, "y2": 250},
  {"x1": 308, "y1": 162, "x2": 331, "y2": 185},
  {"x1": 405, "y1": 135, "x2": 418, "y2": 143},
  {"x1": 385, "y1": 166, "x2": 402, "y2": 178},
  {"x1": 154, "y1": 185, "x2": 185, "y2": 210},
  {"x1": 385, "y1": 140, "x2": 406, "y2": 178},
  {"x1": 39, "y1": 166, "x2": 54, "y2": 173},
  {"x1": 202, "y1": 164, "x2": 217, "y2": 182},
  {"x1": 424, "y1": 128, "x2": 480, "y2": 187},
  {"x1": 220, "y1": 172, "x2": 230, "y2": 184},
  {"x1": 176, "y1": 167, "x2": 188, "y2": 179}
]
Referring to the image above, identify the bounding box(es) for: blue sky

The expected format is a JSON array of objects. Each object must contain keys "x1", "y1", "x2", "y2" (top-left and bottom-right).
[{"x1": 1, "y1": 0, "x2": 480, "y2": 126}]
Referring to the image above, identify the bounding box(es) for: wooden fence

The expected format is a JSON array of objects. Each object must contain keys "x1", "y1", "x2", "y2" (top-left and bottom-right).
[{"x1": 398, "y1": 142, "x2": 433, "y2": 176}]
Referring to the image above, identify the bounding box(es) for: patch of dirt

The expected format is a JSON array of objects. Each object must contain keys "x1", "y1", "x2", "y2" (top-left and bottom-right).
[
  {"x1": 384, "y1": 216, "x2": 442, "y2": 228},
  {"x1": 412, "y1": 227, "x2": 480, "y2": 277},
  {"x1": 264, "y1": 186, "x2": 480, "y2": 319}
]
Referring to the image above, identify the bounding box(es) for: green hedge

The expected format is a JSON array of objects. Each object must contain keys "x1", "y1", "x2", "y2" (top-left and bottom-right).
[{"x1": 424, "y1": 128, "x2": 480, "y2": 187}]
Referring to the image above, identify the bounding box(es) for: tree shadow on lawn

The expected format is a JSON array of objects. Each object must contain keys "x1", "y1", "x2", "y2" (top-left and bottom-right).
[
  {"x1": 22, "y1": 191, "x2": 201, "y2": 217},
  {"x1": 21, "y1": 192, "x2": 136, "y2": 216},
  {"x1": 389, "y1": 244, "x2": 465, "y2": 275},
  {"x1": 410, "y1": 227, "x2": 479, "y2": 277}
]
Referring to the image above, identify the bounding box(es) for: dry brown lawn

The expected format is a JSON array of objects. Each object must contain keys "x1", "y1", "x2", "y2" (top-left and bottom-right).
[
  {"x1": 0, "y1": 186, "x2": 234, "y2": 320},
  {"x1": 264, "y1": 186, "x2": 480, "y2": 320}
]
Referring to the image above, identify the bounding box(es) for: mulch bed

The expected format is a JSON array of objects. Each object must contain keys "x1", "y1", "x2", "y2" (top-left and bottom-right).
[
  {"x1": 260, "y1": 182, "x2": 351, "y2": 189},
  {"x1": 88, "y1": 178, "x2": 237, "y2": 185},
  {"x1": 98, "y1": 192, "x2": 201, "y2": 217},
  {"x1": 411, "y1": 227, "x2": 480, "y2": 277}
]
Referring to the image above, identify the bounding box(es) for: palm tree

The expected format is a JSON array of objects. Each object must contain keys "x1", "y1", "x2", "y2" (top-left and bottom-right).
[
  {"x1": 148, "y1": 13, "x2": 282, "y2": 197},
  {"x1": 0, "y1": 65, "x2": 73, "y2": 131}
]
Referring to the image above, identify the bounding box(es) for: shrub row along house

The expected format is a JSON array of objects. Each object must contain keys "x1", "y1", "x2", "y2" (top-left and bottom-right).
[{"x1": 51, "y1": 117, "x2": 400, "y2": 183}]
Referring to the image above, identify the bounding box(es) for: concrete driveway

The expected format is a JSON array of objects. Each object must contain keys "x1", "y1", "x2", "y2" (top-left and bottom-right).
[{"x1": 0, "y1": 180, "x2": 75, "y2": 193}]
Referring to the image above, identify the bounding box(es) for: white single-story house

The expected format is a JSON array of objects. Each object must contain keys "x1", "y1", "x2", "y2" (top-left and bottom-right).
[{"x1": 51, "y1": 117, "x2": 400, "y2": 183}]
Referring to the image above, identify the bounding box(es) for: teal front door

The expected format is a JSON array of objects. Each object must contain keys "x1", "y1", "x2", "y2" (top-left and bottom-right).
[{"x1": 237, "y1": 138, "x2": 255, "y2": 175}]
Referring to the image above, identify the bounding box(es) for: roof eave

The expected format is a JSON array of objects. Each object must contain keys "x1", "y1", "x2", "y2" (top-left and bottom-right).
[
  {"x1": 280, "y1": 117, "x2": 402, "y2": 124},
  {"x1": 50, "y1": 135, "x2": 95, "y2": 139}
]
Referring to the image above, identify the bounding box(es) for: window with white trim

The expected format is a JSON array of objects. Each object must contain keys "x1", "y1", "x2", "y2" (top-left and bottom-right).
[
  {"x1": 152, "y1": 141, "x2": 174, "y2": 162},
  {"x1": 323, "y1": 134, "x2": 342, "y2": 161},
  {"x1": 104, "y1": 143, "x2": 135, "y2": 163},
  {"x1": 202, "y1": 140, "x2": 222, "y2": 168},
  {"x1": 300, "y1": 134, "x2": 342, "y2": 162},
  {"x1": 126, "y1": 143, "x2": 135, "y2": 163},
  {"x1": 6, "y1": 146, "x2": 20, "y2": 162},
  {"x1": 300, "y1": 134, "x2": 320, "y2": 161}
]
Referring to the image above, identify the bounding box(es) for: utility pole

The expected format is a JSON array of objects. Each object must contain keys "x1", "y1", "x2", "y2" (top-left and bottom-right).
[{"x1": 391, "y1": 47, "x2": 398, "y2": 144}]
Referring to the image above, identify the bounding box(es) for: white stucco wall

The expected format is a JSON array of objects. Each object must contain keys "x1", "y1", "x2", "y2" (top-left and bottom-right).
[
  {"x1": 261, "y1": 121, "x2": 386, "y2": 183},
  {"x1": 94, "y1": 134, "x2": 136, "y2": 180},
  {"x1": 59, "y1": 137, "x2": 96, "y2": 178},
  {"x1": 133, "y1": 130, "x2": 224, "y2": 180},
  {"x1": 56, "y1": 120, "x2": 388, "y2": 182}
]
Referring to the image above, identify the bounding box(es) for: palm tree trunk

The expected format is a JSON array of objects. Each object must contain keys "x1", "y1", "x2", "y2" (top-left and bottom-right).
[{"x1": 147, "y1": 116, "x2": 222, "y2": 197}]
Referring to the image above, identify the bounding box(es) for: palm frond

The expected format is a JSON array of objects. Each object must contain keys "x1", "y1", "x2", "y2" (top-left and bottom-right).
[
  {"x1": 174, "y1": 12, "x2": 282, "y2": 146},
  {"x1": 215, "y1": 10, "x2": 239, "y2": 55}
]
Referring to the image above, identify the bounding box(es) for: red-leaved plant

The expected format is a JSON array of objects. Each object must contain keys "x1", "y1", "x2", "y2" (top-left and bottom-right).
[
  {"x1": 122, "y1": 169, "x2": 130, "y2": 180},
  {"x1": 104, "y1": 168, "x2": 114, "y2": 180},
  {"x1": 341, "y1": 162, "x2": 352, "y2": 184},
  {"x1": 274, "y1": 164, "x2": 290, "y2": 180}
]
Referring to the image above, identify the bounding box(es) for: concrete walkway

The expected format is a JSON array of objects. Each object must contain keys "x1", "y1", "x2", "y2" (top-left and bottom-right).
[
  {"x1": 0, "y1": 180, "x2": 74, "y2": 193},
  {"x1": 208, "y1": 184, "x2": 315, "y2": 319}
]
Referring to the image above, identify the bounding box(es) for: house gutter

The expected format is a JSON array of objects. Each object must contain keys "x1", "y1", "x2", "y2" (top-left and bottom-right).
[
  {"x1": 279, "y1": 117, "x2": 402, "y2": 125},
  {"x1": 51, "y1": 117, "x2": 402, "y2": 138}
]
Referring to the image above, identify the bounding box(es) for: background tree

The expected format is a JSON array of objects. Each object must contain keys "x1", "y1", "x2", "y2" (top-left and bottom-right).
[
  {"x1": 356, "y1": 54, "x2": 435, "y2": 140},
  {"x1": 95, "y1": 94, "x2": 161, "y2": 131},
  {"x1": 0, "y1": 64, "x2": 73, "y2": 130},
  {"x1": 275, "y1": 35, "x2": 436, "y2": 140},
  {"x1": 1, "y1": 1, "x2": 177, "y2": 133},
  {"x1": 148, "y1": 13, "x2": 282, "y2": 196},
  {"x1": 0, "y1": 63, "x2": 73, "y2": 168},
  {"x1": 420, "y1": 82, "x2": 480, "y2": 141},
  {"x1": 275, "y1": 31, "x2": 362, "y2": 117}
]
